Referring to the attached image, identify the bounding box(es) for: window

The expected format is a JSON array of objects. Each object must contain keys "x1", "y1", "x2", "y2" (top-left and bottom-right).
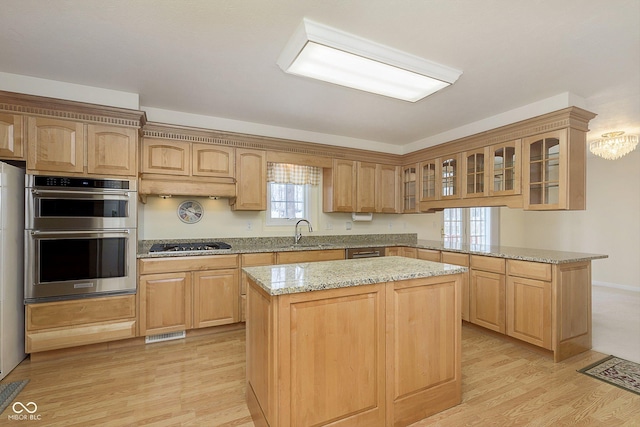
[
  {"x1": 266, "y1": 182, "x2": 310, "y2": 226},
  {"x1": 443, "y1": 207, "x2": 499, "y2": 247}
]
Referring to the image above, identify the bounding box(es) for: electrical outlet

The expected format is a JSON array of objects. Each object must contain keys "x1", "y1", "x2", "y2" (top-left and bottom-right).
[
  {"x1": 325, "y1": 222, "x2": 333, "y2": 230},
  {"x1": 388, "y1": 222, "x2": 393, "y2": 230},
  {"x1": 246, "y1": 221, "x2": 253, "y2": 231},
  {"x1": 345, "y1": 221, "x2": 352, "y2": 230}
]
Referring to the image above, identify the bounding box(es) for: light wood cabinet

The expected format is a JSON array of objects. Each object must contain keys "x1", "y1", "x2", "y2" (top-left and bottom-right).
[
  {"x1": 401, "y1": 164, "x2": 419, "y2": 213},
  {"x1": 356, "y1": 161, "x2": 377, "y2": 212},
  {"x1": 419, "y1": 159, "x2": 438, "y2": 202},
  {"x1": 141, "y1": 139, "x2": 191, "y2": 176},
  {"x1": 276, "y1": 249, "x2": 345, "y2": 264},
  {"x1": 323, "y1": 159, "x2": 357, "y2": 212},
  {"x1": 240, "y1": 252, "x2": 275, "y2": 322},
  {"x1": 25, "y1": 295, "x2": 137, "y2": 353},
  {"x1": 192, "y1": 143, "x2": 234, "y2": 178},
  {"x1": 232, "y1": 148, "x2": 266, "y2": 210},
  {"x1": 387, "y1": 246, "x2": 418, "y2": 258},
  {"x1": 489, "y1": 140, "x2": 521, "y2": 196},
  {"x1": 138, "y1": 255, "x2": 239, "y2": 336},
  {"x1": 417, "y1": 248, "x2": 440, "y2": 261},
  {"x1": 441, "y1": 154, "x2": 461, "y2": 200},
  {"x1": 462, "y1": 147, "x2": 488, "y2": 198},
  {"x1": 376, "y1": 164, "x2": 400, "y2": 213},
  {"x1": 87, "y1": 124, "x2": 137, "y2": 176},
  {"x1": 469, "y1": 255, "x2": 506, "y2": 333},
  {"x1": 246, "y1": 274, "x2": 462, "y2": 427},
  {"x1": 27, "y1": 117, "x2": 85, "y2": 173},
  {"x1": 523, "y1": 129, "x2": 586, "y2": 210},
  {"x1": 441, "y1": 251, "x2": 470, "y2": 322},
  {"x1": 139, "y1": 272, "x2": 192, "y2": 335},
  {"x1": 0, "y1": 113, "x2": 24, "y2": 160},
  {"x1": 27, "y1": 117, "x2": 137, "y2": 176},
  {"x1": 193, "y1": 268, "x2": 238, "y2": 328}
]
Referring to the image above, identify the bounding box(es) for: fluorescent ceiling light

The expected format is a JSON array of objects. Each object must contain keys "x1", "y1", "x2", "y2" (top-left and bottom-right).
[{"x1": 277, "y1": 19, "x2": 462, "y2": 102}]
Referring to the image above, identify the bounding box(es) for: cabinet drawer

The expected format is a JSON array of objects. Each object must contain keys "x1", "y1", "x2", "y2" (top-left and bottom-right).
[
  {"x1": 417, "y1": 249, "x2": 440, "y2": 262},
  {"x1": 241, "y1": 252, "x2": 276, "y2": 267},
  {"x1": 470, "y1": 255, "x2": 505, "y2": 274},
  {"x1": 277, "y1": 249, "x2": 345, "y2": 264},
  {"x1": 507, "y1": 259, "x2": 552, "y2": 281},
  {"x1": 139, "y1": 254, "x2": 239, "y2": 274},
  {"x1": 441, "y1": 251, "x2": 469, "y2": 266},
  {"x1": 27, "y1": 295, "x2": 136, "y2": 331},
  {"x1": 26, "y1": 320, "x2": 137, "y2": 353}
]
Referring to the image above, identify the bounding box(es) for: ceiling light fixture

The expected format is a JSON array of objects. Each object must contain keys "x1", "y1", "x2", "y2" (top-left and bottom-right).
[
  {"x1": 277, "y1": 19, "x2": 462, "y2": 102},
  {"x1": 589, "y1": 131, "x2": 638, "y2": 160}
]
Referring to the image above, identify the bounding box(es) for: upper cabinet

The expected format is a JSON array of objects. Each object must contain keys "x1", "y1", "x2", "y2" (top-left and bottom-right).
[
  {"x1": 232, "y1": 148, "x2": 266, "y2": 211},
  {"x1": 324, "y1": 160, "x2": 400, "y2": 213},
  {"x1": 192, "y1": 143, "x2": 234, "y2": 178},
  {"x1": 440, "y1": 154, "x2": 461, "y2": 200},
  {"x1": 523, "y1": 129, "x2": 585, "y2": 210},
  {"x1": 141, "y1": 139, "x2": 191, "y2": 176},
  {"x1": 0, "y1": 113, "x2": 24, "y2": 160},
  {"x1": 87, "y1": 124, "x2": 137, "y2": 176},
  {"x1": 462, "y1": 148, "x2": 488, "y2": 198},
  {"x1": 401, "y1": 164, "x2": 419, "y2": 213},
  {"x1": 489, "y1": 140, "x2": 521, "y2": 196},
  {"x1": 419, "y1": 160, "x2": 438, "y2": 203}
]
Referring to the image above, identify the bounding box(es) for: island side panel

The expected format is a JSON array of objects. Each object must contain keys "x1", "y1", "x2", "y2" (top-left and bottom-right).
[
  {"x1": 386, "y1": 274, "x2": 462, "y2": 427},
  {"x1": 553, "y1": 261, "x2": 592, "y2": 362},
  {"x1": 277, "y1": 283, "x2": 387, "y2": 427},
  {"x1": 246, "y1": 280, "x2": 278, "y2": 427}
]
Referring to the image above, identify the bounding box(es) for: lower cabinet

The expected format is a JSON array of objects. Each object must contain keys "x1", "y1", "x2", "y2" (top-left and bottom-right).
[
  {"x1": 387, "y1": 246, "x2": 418, "y2": 258},
  {"x1": 417, "y1": 248, "x2": 440, "y2": 261},
  {"x1": 138, "y1": 255, "x2": 239, "y2": 336},
  {"x1": 25, "y1": 295, "x2": 137, "y2": 353},
  {"x1": 506, "y1": 259, "x2": 552, "y2": 350},
  {"x1": 469, "y1": 255, "x2": 506, "y2": 334},
  {"x1": 240, "y1": 252, "x2": 276, "y2": 322},
  {"x1": 276, "y1": 249, "x2": 345, "y2": 264},
  {"x1": 441, "y1": 251, "x2": 470, "y2": 322}
]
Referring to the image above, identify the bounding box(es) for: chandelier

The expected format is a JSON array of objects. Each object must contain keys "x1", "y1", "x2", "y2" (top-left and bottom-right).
[{"x1": 589, "y1": 131, "x2": 638, "y2": 160}]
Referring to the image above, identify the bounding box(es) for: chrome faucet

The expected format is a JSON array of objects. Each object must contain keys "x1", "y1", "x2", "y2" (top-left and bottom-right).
[{"x1": 294, "y1": 219, "x2": 313, "y2": 244}]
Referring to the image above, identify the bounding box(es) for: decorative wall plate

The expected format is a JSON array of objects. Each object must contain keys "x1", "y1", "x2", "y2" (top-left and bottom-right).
[{"x1": 177, "y1": 200, "x2": 203, "y2": 224}]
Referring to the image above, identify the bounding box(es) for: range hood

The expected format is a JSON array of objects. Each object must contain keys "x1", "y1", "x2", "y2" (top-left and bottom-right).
[{"x1": 138, "y1": 178, "x2": 236, "y2": 202}]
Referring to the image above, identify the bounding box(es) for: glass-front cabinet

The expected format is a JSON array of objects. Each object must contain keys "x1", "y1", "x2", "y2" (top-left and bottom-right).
[
  {"x1": 419, "y1": 159, "x2": 438, "y2": 202},
  {"x1": 462, "y1": 148, "x2": 488, "y2": 198},
  {"x1": 523, "y1": 129, "x2": 570, "y2": 209},
  {"x1": 401, "y1": 164, "x2": 419, "y2": 213},
  {"x1": 440, "y1": 154, "x2": 460, "y2": 199},
  {"x1": 489, "y1": 140, "x2": 521, "y2": 196}
]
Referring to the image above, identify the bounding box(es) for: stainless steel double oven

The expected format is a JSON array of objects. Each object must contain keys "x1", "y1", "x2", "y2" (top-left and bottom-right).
[{"x1": 25, "y1": 175, "x2": 137, "y2": 302}]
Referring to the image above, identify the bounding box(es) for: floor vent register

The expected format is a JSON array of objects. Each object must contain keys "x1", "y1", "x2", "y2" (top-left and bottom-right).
[{"x1": 145, "y1": 331, "x2": 186, "y2": 344}]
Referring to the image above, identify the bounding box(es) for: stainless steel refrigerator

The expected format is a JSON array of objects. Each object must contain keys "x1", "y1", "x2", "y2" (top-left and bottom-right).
[{"x1": 0, "y1": 161, "x2": 26, "y2": 380}]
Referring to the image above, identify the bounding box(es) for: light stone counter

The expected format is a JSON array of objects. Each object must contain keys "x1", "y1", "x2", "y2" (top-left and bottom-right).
[{"x1": 243, "y1": 256, "x2": 468, "y2": 296}]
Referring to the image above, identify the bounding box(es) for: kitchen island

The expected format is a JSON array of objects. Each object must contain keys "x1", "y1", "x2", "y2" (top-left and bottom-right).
[{"x1": 243, "y1": 256, "x2": 467, "y2": 427}]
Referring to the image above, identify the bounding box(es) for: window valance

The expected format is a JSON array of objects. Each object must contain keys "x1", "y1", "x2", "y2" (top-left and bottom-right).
[{"x1": 267, "y1": 163, "x2": 321, "y2": 185}]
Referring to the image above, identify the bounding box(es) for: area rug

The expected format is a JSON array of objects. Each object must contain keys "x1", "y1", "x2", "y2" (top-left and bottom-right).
[
  {"x1": 0, "y1": 380, "x2": 30, "y2": 415},
  {"x1": 578, "y1": 356, "x2": 640, "y2": 395}
]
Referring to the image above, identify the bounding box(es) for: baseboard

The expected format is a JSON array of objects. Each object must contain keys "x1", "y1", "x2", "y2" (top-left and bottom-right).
[{"x1": 592, "y1": 281, "x2": 640, "y2": 293}]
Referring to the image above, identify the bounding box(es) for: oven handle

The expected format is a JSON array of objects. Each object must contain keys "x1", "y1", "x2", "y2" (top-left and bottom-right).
[
  {"x1": 30, "y1": 229, "x2": 131, "y2": 236},
  {"x1": 30, "y1": 189, "x2": 132, "y2": 197}
]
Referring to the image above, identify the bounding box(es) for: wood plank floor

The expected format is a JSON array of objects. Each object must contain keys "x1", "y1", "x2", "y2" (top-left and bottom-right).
[{"x1": 2, "y1": 324, "x2": 639, "y2": 426}]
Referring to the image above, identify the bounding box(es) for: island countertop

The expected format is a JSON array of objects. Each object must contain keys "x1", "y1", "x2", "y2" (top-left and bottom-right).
[{"x1": 243, "y1": 256, "x2": 468, "y2": 296}]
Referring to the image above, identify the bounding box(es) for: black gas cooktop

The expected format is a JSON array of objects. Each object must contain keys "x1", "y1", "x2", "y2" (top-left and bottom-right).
[{"x1": 149, "y1": 242, "x2": 232, "y2": 253}]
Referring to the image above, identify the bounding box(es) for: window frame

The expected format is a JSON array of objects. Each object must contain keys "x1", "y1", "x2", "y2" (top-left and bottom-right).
[
  {"x1": 265, "y1": 182, "x2": 311, "y2": 227},
  {"x1": 443, "y1": 207, "x2": 500, "y2": 247}
]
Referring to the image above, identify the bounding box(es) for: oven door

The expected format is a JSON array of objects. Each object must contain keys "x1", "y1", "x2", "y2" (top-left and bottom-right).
[
  {"x1": 25, "y1": 229, "x2": 136, "y2": 302},
  {"x1": 26, "y1": 188, "x2": 136, "y2": 230}
]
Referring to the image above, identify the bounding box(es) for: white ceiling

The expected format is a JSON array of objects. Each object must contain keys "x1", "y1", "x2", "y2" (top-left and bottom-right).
[{"x1": 1, "y1": 0, "x2": 639, "y2": 154}]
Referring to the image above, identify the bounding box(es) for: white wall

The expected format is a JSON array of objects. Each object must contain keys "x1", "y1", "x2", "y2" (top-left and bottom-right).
[
  {"x1": 500, "y1": 150, "x2": 640, "y2": 291},
  {"x1": 139, "y1": 180, "x2": 443, "y2": 241}
]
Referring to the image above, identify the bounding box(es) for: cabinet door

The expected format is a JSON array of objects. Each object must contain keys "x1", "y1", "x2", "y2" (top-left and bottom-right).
[
  {"x1": 417, "y1": 249, "x2": 440, "y2": 262},
  {"x1": 87, "y1": 124, "x2": 137, "y2": 176},
  {"x1": 356, "y1": 161, "x2": 376, "y2": 212},
  {"x1": 442, "y1": 252, "x2": 470, "y2": 322},
  {"x1": 376, "y1": 164, "x2": 399, "y2": 213},
  {"x1": 233, "y1": 148, "x2": 266, "y2": 210},
  {"x1": 470, "y1": 269, "x2": 505, "y2": 333},
  {"x1": 192, "y1": 143, "x2": 234, "y2": 178},
  {"x1": 523, "y1": 129, "x2": 568, "y2": 209},
  {"x1": 401, "y1": 164, "x2": 419, "y2": 213},
  {"x1": 419, "y1": 159, "x2": 439, "y2": 202},
  {"x1": 462, "y1": 148, "x2": 488, "y2": 198},
  {"x1": 489, "y1": 140, "x2": 521, "y2": 196},
  {"x1": 193, "y1": 268, "x2": 239, "y2": 328},
  {"x1": 0, "y1": 113, "x2": 24, "y2": 159},
  {"x1": 506, "y1": 276, "x2": 552, "y2": 349},
  {"x1": 240, "y1": 253, "x2": 275, "y2": 322},
  {"x1": 139, "y1": 272, "x2": 192, "y2": 335},
  {"x1": 440, "y1": 154, "x2": 461, "y2": 199},
  {"x1": 324, "y1": 159, "x2": 356, "y2": 212},
  {"x1": 27, "y1": 117, "x2": 84, "y2": 173},
  {"x1": 141, "y1": 138, "x2": 190, "y2": 176}
]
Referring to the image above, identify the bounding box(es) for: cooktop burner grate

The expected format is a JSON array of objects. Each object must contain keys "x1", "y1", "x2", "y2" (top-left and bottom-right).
[{"x1": 149, "y1": 242, "x2": 232, "y2": 252}]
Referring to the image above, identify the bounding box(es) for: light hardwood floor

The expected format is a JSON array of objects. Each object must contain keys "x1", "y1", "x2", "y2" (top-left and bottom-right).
[{"x1": 2, "y1": 324, "x2": 639, "y2": 426}]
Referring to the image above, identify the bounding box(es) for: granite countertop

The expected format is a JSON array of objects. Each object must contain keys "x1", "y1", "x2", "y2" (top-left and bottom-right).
[
  {"x1": 243, "y1": 256, "x2": 468, "y2": 296},
  {"x1": 137, "y1": 234, "x2": 607, "y2": 264},
  {"x1": 416, "y1": 240, "x2": 608, "y2": 264}
]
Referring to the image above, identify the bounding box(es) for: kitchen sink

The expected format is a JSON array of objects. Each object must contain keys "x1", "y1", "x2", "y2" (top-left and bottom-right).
[{"x1": 276, "y1": 243, "x2": 337, "y2": 249}]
